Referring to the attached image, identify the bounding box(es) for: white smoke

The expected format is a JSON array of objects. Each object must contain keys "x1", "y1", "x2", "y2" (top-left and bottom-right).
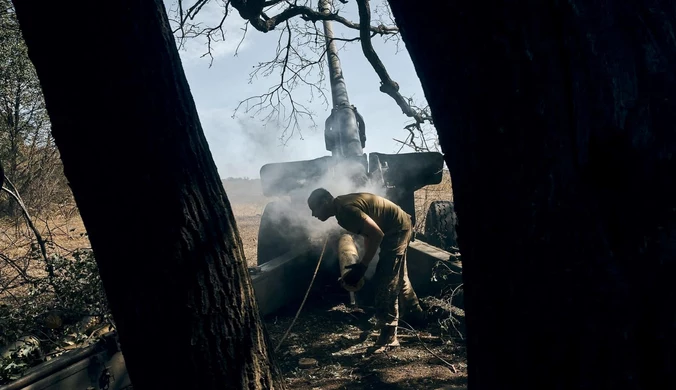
[
  {"x1": 278, "y1": 157, "x2": 388, "y2": 241},
  {"x1": 257, "y1": 155, "x2": 387, "y2": 279}
]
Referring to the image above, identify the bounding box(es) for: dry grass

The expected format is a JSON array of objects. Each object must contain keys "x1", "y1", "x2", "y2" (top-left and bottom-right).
[
  {"x1": 0, "y1": 210, "x2": 90, "y2": 294},
  {"x1": 0, "y1": 175, "x2": 463, "y2": 388},
  {"x1": 230, "y1": 202, "x2": 266, "y2": 267},
  {"x1": 1, "y1": 174, "x2": 453, "y2": 273},
  {"x1": 414, "y1": 170, "x2": 453, "y2": 233},
  {"x1": 0, "y1": 212, "x2": 89, "y2": 256}
]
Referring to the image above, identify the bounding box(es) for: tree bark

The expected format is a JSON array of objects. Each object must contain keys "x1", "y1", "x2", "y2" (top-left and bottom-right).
[
  {"x1": 11, "y1": 1, "x2": 285, "y2": 389},
  {"x1": 387, "y1": 1, "x2": 676, "y2": 389}
]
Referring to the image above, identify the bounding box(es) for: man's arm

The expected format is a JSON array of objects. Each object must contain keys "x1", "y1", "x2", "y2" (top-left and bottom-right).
[{"x1": 359, "y1": 215, "x2": 384, "y2": 266}]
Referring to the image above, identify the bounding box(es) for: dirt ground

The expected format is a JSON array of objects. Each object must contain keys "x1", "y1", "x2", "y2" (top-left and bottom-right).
[
  {"x1": 230, "y1": 202, "x2": 267, "y2": 266},
  {"x1": 265, "y1": 288, "x2": 467, "y2": 389},
  {"x1": 224, "y1": 175, "x2": 467, "y2": 389}
]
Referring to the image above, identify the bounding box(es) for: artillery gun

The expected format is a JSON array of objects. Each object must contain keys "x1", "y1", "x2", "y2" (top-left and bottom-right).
[
  {"x1": 250, "y1": 0, "x2": 455, "y2": 309},
  {"x1": 0, "y1": 2, "x2": 459, "y2": 388}
]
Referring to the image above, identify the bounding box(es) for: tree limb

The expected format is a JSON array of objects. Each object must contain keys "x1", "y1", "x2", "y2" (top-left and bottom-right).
[
  {"x1": 233, "y1": 20, "x2": 329, "y2": 141},
  {"x1": 0, "y1": 252, "x2": 32, "y2": 284},
  {"x1": 355, "y1": 0, "x2": 429, "y2": 125},
  {"x1": 170, "y1": 1, "x2": 433, "y2": 145},
  {"x1": 1, "y1": 177, "x2": 62, "y2": 301},
  {"x1": 263, "y1": 0, "x2": 285, "y2": 7},
  {"x1": 239, "y1": 3, "x2": 398, "y2": 35}
]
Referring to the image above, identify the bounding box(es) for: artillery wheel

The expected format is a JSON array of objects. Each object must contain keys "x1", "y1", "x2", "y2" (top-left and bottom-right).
[
  {"x1": 423, "y1": 200, "x2": 458, "y2": 251},
  {"x1": 257, "y1": 201, "x2": 307, "y2": 265}
]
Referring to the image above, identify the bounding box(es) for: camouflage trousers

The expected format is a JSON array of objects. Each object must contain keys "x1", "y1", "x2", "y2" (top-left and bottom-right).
[{"x1": 372, "y1": 227, "x2": 422, "y2": 328}]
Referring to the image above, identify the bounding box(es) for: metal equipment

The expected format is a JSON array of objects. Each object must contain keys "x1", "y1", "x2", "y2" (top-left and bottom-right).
[
  {"x1": 255, "y1": 0, "x2": 446, "y2": 286},
  {"x1": 0, "y1": 2, "x2": 457, "y2": 388}
]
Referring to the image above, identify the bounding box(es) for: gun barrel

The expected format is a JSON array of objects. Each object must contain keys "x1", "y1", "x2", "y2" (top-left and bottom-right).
[
  {"x1": 319, "y1": 0, "x2": 365, "y2": 159},
  {"x1": 319, "y1": 0, "x2": 350, "y2": 108}
]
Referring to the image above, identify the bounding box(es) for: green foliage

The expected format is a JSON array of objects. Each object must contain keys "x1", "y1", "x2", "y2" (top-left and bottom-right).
[
  {"x1": 0, "y1": 249, "x2": 111, "y2": 385},
  {"x1": 0, "y1": 336, "x2": 42, "y2": 384},
  {"x1": 50, "y1": 249, "x2": 110, "y2": 319}
]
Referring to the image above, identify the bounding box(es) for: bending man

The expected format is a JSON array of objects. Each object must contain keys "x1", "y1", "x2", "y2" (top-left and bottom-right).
[{"x1": 307, "y1": 188, "x2": 425, "y2": 348}]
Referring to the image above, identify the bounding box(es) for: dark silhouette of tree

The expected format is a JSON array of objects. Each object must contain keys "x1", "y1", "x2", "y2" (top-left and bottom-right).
[
  {"x1": 11, "y1": 0, "x2": 285, "y2": 388},
  {"x1": 387, "y1": 1, "x2": 676, "y2": 389}
]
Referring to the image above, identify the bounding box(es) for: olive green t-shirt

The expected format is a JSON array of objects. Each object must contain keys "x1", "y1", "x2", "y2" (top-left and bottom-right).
[{"x1": 333, "y1": 193, "x2": 411, "y2": 237}]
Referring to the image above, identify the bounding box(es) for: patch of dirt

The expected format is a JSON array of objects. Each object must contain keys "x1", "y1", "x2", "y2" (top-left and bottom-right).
[
  {"x1": 230, "y1": 202, "x2": 266, "y2": 266},
  {"x1": 0, "y1": 212, "x2": 92, "y2": 301},
  {"x1": 266, "y1": 290, "x2": 467, "y2": 390},
  {"x1": 231, "y1": 176, "x2": 467, "y2": 388},
  {"x1": 0, "y1": 213, "x2": 91, "y2": 258}
]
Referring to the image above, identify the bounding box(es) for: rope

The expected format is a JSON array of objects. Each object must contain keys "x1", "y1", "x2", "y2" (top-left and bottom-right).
[{"x1": 274, "y1": 237, "x2": 328, "y2": 353}]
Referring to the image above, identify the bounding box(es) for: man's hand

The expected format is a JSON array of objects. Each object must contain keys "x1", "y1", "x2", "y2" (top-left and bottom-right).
[{"x1": 341, "y1": 262, "x2": 367, "y2": 287}]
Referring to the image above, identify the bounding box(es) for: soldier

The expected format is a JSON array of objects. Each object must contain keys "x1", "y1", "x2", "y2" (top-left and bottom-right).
[{"x1": 307, "y1": 188, "x2": 425, "y2": 349}]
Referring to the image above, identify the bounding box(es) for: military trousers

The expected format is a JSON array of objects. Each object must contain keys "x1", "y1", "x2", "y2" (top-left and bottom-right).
[{"x1": 372, "y1": 227, "x2": 422, "y2": 328}]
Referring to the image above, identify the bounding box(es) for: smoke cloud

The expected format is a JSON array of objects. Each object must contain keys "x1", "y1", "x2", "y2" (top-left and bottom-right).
[{"x1": 257, "y1": 154, "x2": 388, "y2": 279}]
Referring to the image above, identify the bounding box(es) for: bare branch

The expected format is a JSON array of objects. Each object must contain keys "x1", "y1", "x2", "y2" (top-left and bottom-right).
[
  {"x1": 1, "y1": 179, "x2": 48, "y2": 266},
  {"x1": 392, "y1": 99, "x2": 438, "y2": 153},
  {"x1": 355, "y1": 0, "x2": 426, "y2": 124},
  {"x1": 0, "y1": 252, "x2": 32, "y2": 285},
  {"x1": 1, "y1": 177, "x2": 62, "y2": 301},
  {"x1": 399, "y1": 319, "x2": 459, "y2": 373},
  {"x1": 233, "y1": 20, "x2": 328, "y2": 141},
  {"x1": 233, "y1": 2, "x2": 398, "y2": 35},
  {"x1": 171, "y1": 0, "x2": 232, "y2": 66},
  {"x1": 234, "y1": 20, "x2": 250, "y2": 55},
  {"x1": 174, "y1": 0, "x2": 212, "y2": 33},
  {"x1": 169, "y1": 0, "x2": 433, "y2": 146}
]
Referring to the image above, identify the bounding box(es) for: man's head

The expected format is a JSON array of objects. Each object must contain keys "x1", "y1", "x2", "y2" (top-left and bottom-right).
[{"x1": 307, "y1": 188, "x2": 335, "y2": 221}]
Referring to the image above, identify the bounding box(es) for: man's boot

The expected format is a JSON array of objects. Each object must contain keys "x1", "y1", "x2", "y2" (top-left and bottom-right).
[{"x1": 375, "y1": 325, "x2": 400, "y2": 347}]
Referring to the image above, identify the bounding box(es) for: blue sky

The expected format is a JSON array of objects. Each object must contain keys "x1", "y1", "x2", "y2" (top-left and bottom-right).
[{"x1": 164, "y1": 0, "x2": 428, "y2": 178}]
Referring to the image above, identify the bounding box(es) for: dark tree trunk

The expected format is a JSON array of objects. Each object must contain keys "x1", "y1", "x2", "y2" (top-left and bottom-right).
[
  {"x1": 11, "y1": 1, "x2": 285, "y2": 389},
  {"x1": 387, "y1": 1, "x2": 676, "y2": 389}
]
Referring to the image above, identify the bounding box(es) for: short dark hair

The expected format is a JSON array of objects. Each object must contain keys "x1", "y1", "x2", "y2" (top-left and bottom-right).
[{"x1": 307, "y1": 188, "x2": 333, "y2": 208}]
